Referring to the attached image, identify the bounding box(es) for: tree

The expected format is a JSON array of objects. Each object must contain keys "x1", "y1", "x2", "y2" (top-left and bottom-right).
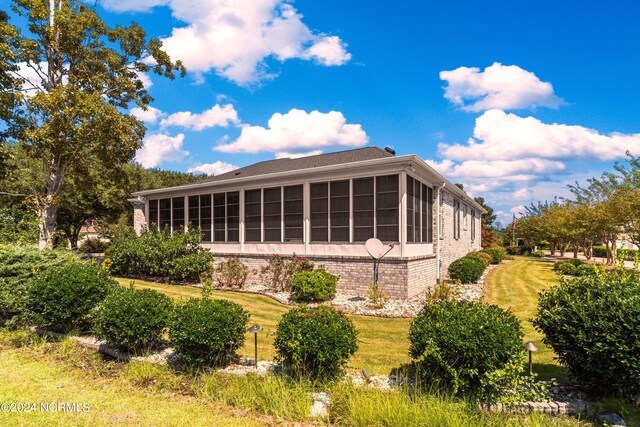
[
  {"x1": 2, "y1": 0, "x2": 185, "y2": 248},
  {"x1": 473, "y1": 196, "x2": 497, "y2": 247}
]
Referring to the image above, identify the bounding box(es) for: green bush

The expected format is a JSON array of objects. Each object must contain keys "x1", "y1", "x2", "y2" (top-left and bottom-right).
[
  {"x1": 480, "y1": 248, "x2": 505, "y2": 264},
  {"x1": 466, "y1": 251, "x2": 492, "y2": 267},
  {"x1": 591, "y1": 246, "x2": 607, "y2": 258},
  {"x1": 27, "y1": 263, "x2": 117, "y2": 332},
  {"x1": 533, "y1": 270, "x2": 640, "y2": 398},
  {"x1": 505, "y1": 246, "x2": 521, "y2": 256},
  {"x1": 274, "y1": 306, "x2": 358, "y2": 378},
  {"x1": 259, "y1": 254, "x2": 314, "y2": 292},
  {"x1": 0, "y1": 244, "x2": 79, "y2": 327},
  {"x1": 409, "y1": 300, "x2": 525, "y2": 398},
  {"x1": 566, "y1": 258, "x2": 584, "y2": 267},
  {"x1": 575, "y1": 263, "x2": 597, "y2": 277},
  {"x1": 106, "y1": 228, "x2": 213, "y2": 282},
  {"x1": 78, "y1": 237, "x2": 110, "y2": 253},
  {"x1": 214, "y1": 256, "x2": 248, "y2": 289},
  {"x1": 96, "y1": 287, "x2": 173, "y2": 354},
  {"x1": 553, "y1": 261, "x2": 577, "y2": 276},
  {"x1": 531, "y1": 250, "x2": 546, "y2": 258},
  {"x1": 448, "y1": 256, "x2": 485, "y2": 284},
  {"x1": 169, "y1": 298, "x2": 249, "y2": 367},
  {"x1": 290, "y1": 268, "x2": 338, "y2": 303}
]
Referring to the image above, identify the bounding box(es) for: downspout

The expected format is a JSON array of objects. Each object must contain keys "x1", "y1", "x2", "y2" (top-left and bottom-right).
[{"x1": 435, "y1": 183, "x2": 446, "y2": 280}]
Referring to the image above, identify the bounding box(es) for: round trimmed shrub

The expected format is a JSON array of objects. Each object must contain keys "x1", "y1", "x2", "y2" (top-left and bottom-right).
[
  {"x1": 566, "y1": 258, "x2": 584, "y2": 268},
  {"x1": 290, "y1": 268, "x2": 338, "y2": 303},
  {"x1": 575, "y1": 263, "x2": 597, "y2": 277},
  {"x1": 533, "y1": 271, "x2": 640, "y2": 397},
  {"x1": 274, "y1": 306, "x2": 358, "y2": 378},
  {"x1": 480, "y1": 248, "x2": 505, "y2": 264},
  {"x1": 409, "y1": 300, "x2": 525, "y2": 398},
  {"x1": 553, "y1": 261, "x2": 577, "y2": 276},
  {"x1": 96, "y1": 287, "x2": 173, "y2": 354},
  {"x1": 466, "y1": 251, "x2": 492, "y2": 267},
  {"x1": 169, "y1": 298, "x2": 249, "y2": 366},
  {"x1": 27, "y1": 263, "x2": 117, "y2": 332},
  {"x1": 448, "y1": 256, "x2": 485, "y2": 284}
]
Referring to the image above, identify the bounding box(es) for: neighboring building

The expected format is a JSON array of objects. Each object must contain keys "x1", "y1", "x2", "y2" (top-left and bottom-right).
[{"x1": 129, "y1": 147, "x2": 484, "y2": 299}]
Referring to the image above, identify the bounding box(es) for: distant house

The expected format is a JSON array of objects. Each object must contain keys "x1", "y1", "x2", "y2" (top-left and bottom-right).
[{"x1": 129, "y1": 147, "x2": 484, "y2": 299}]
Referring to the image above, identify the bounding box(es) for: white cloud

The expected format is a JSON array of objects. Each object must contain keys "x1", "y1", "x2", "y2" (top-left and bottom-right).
[
  {"x1": 160, "y1": 104, "x2": 239, "y2": 131},
  {"x1": 427, "y1": 157, "x2": 565, "y2": 179},
  {"x1": 187, "y1": 161, "x2": 239, "y2": 176},
  {"x1": 512, "y1": 188, "x2": 533, "y2": 201},
  {"x1": 131, "y1": 106, "x2": 164, "y2": 123},
  {"x1": 137, "y1": 71, "x2": 153, "y2": 89},
  {"x1": 440, "y1": 63, "x2": 564, "y2": 112},
  {"x1": 275, "y1": 150, "x2": 324, "y2": 159},
  {"x1": 439, "y1": 109, "x2": 640, "y2": 162},
  {"x1": 135, "y1": 133, "x2": 188, "y2": 168},
  {"x1": 101, "y1": 0, "x2": 351, "y2": 85},
  {"x1": 215, "y1": 109, "x2": 368, "y2": 153}
]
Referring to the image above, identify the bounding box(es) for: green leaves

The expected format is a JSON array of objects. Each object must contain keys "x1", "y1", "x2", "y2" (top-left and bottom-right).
[{"x1": 290, "y1": 268, "x2": 337, "y2": 303}]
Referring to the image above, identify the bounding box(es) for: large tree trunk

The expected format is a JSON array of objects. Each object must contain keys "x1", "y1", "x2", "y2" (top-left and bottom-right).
[
  {"x1": 550, "y1": 241, "x2": 556, "y2": 256},
  {"x1": 37, "y1": 203, "x2": 57, "y2": 249}
]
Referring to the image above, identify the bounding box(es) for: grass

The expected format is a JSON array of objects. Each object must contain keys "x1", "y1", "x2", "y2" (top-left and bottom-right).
[
  {"x1": 483, "y1": 257, "x2": 567, "y2": 380},
  {"x1": 0, "y1": 335, "x2": 283, "y2": 426},
  {"x1": 115, "y1": 277, "x2": 411, "y2": 374},
  {"x1": 0, "y1": 329, "x2": 591, "y2": 427}
]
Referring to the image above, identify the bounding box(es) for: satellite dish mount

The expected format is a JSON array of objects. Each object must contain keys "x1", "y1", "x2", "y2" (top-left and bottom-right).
[{"x1": 365, "y1": 238, "x2": 394, "y2": 286}]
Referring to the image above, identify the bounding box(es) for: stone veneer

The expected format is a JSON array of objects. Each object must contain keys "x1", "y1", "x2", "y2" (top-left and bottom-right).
[{"x1": 213, "y1": 253, "x2": 438, "y2": 299}]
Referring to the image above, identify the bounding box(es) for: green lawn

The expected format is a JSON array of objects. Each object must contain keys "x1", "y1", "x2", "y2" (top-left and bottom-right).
[
  {"x1": 483, "y1": 257, "x2": 567, "y2": 380},
  {"x1": 116, "y1": 278, "x2": 411, "y2": 375}
]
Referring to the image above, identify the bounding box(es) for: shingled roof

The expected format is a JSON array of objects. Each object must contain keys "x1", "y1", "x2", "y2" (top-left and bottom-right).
[{"x1": 197, "y1": 146, "x2": 394, "y2": 183}]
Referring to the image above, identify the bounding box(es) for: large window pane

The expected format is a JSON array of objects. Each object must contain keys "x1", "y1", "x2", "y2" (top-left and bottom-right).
[
  {"x1": 471, "y1": 209, "x2": 476, "y2": 241},
  {"x1": 376, "y1": 175, "x2": 398, "y2": 242},
  {"x1": 148, "y1": 199, "x2": 158, "y2": 230},
  {"x1": 214, "y1": 193, "x2": 225, "y2": 242},
  {"x1": 330, "y1": 180, "x2": 349, "y2": 242},
  {"x1": 159, "y1": 198, "x2": 171, "y2": 231},
  {"x1": 284, "y1": 185, "x2": 303, "y2": 241},
  {"x1": 406, "y1": 176, "x2": 415, "y2": 242},
  {"x1": 245, "y1": 189, "x2": 261, "y2": 242},
  {"x1": 310, "y1": 183, "x2": 328, "y2": 242},
  {"x1": 227, "y1": 191, "x2": 240, "y2": 242},
  {"x1": 188, "y1": 196, "x2": 199, "y2": 231},
  {"x1": 172, "y1": 197, "x2": 184, "y2": 234},
  {"x1": 263, "y1": 187, "x2": 281, "y2": 242},
  {"x1": 200, "y1": 195, "x2": 212, "y2": 242},
  {"x1": 353, "y1": 178, "x2": 374, "y2": 242},
  {"x1": 453, "y1": 199, "x2": 460, "y2": 240}
]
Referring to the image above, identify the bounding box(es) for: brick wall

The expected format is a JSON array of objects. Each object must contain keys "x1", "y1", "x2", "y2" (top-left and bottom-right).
[
  {"x1": 212, "y1": 253, "x2": 437, "y2": 299},
  {"x1": 132, "y1": 201, "x2": 146, "y2": 236}
]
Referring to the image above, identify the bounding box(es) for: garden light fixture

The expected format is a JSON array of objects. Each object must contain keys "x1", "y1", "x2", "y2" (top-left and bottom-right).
[
  {"x1": 524, "y1": 341, "x2": 540, "y2": 375},
  {"x1": 247, "y1": 324, "x2": 263, "y2": 366}
]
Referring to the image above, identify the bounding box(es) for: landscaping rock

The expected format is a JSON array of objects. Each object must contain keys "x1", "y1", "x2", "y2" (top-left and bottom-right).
[
  {"x1": 309, "y1": 392, "x2": 330, "y2": 419},
  {"x1": 597, "y1": 412, "x2": 627, "y2": 427}
]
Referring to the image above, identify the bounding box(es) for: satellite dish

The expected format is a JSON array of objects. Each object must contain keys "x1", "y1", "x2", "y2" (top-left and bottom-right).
[{"x1": 365, "y1": 238, "x2": 386, "y2": 259}]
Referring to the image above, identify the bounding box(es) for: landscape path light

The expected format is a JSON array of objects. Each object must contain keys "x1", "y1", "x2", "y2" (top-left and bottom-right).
[
  {"x1": 247, "y1": 324, "x2": 263, "y2": 366},
  {"x1": 524, "y1": 341, "x2": 540, "y2": 375}
]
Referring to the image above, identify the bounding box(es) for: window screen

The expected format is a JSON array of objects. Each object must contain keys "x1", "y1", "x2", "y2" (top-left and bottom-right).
[
  {"x1": 376, "y1": 175, "x2": 399, "y2": 242},
  {"x1": 214, "y1": 193, "x2": 225, "y2": 242},
  {"x1": 330, "y1": 180, "x2": 350, "y2": 242},
  {"x1": 227, "y1": 191, "x2": 240, "y2": 242},
  {"x1": 471, "y1": 209, "x2": 476, "y2": 241},
  {"x1": 172, "y1": 197, "x2": 184, "y2": 234},
  {"x1": 148, "y1": 199, "x2": 158, "y2": 230},
  {"x1": 353, "y1": 178, "x2": 374, "y2": 242},
  {"x1": 245, "y1": 189, "x2": 261, "y2": 242},
  {"x1": 200, "y1": 195, "x2": 212, "y2": 242},
  {"x1": 310, "y1": 183, "x2": 328, "y2": 242},
  {"x1": 406, "y1": 176, "x2": 415, "y2": 243},
  {"x1": 159, "y1": 198, "x2": 171, "y2": 231},
  {"x1": 263, "y1": 187, "x2": 281, "y2": 242},
  {"x1": 188, "y1": 196, "x2": 199, "y2": 230},
  {"x1": 284, "y1": 185, "x2": 303, "y2": 241}
]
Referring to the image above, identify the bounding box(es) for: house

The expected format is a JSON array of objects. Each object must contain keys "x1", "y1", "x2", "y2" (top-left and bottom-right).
[{"x1": 129, "y1": 147, "x2": 484, "y2": 299}]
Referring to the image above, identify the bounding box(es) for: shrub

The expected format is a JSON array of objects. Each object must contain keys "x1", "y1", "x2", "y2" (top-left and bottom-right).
[
  {"x1": 480, "y1": 248, "x2": 505, "y2": 264},
  {"x1": 78, "y1": 237, "x2": 109, "y2": 253},
  {"x1": 505, "y1": 246, "x2": 521, "y2": 256},
  {"x1": 106, "y1": 227, "x2": 213, "y2": 282},
  {"x1": 0, "y1": 244, "x2": 79, "y2": 327},
  {"x1": 591, "y1": 246, "x2": 608, "y2": 258},
  {"x1": 368, "y1": 283, "x2": 389, "y2": 309},
  {"x1": 169, "y1": 298, "x2": 249, "y2": 367},
  {"x1": 409, "y1": 300, "x2": 525, "y2": 399},
  {"x1": 533, "y1": 270, "x2": 640, "y2": 398},
  {"x1": 274, "y1": 306, "x2": 358, "y2": 378},
  {"x1": 96, "y1": 287, "x2": 173, "y2": 354},
  {"x1": 553, "y1": 260, "x2": 577, "y2": 276},
  {"x1": 531, "y1": 250, "x2": 546, "y2": 258},
  {"x1": 214, "y1": 256, "x2": 248, "y2": 289},
  {"x1": 425, "y1": 280, "x2": 457, "y2": 303},
  {"x1": 466, "y1": 251, "x2": 492, "y2": 267},
  {"x1": 447, "y1": 256, "x2": 485, "y2": 284},
  {"x1": 575, "y1": 263, "x2": 597, "y2": 277},
  {"x1": 290, "y1": 268, "x2": 338, "y2": 303},
  {"x1": 260, "y1": 254, "x2": 314, "y2": 292},
  {"x1": 27, "y1": 263, "x2": 117, "y2": 332},
  {"x1": 566, "y1": 258, "x2": 584, "y2": 267}
]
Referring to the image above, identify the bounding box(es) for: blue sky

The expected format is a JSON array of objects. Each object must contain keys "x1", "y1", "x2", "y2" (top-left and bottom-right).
[{"x1": 18, "y1": 0, "x2": 640, "y2": 227}]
